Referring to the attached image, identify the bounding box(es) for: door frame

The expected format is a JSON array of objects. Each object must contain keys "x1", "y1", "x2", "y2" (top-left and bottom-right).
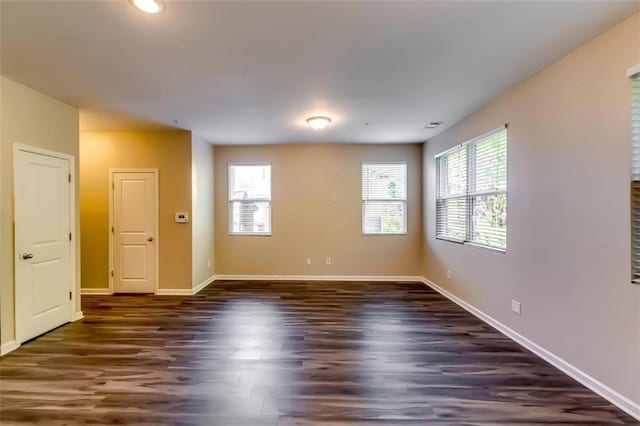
[
  {"x1": 13, "y1": 143, "x2": 77, "y2": 339},
  {"x1": 108, "y1": 168, "x2": 159, "y2": 294}
]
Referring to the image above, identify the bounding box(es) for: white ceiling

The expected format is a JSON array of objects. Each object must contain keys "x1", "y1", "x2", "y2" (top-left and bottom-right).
[{"x1": 1, "y1": 1, "x2": 637, "y2": 144}]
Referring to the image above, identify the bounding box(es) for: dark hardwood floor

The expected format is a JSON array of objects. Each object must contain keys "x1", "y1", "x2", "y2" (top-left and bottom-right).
[{"x1": 0, "y1": 280, "x2": 636, "y2": 425}]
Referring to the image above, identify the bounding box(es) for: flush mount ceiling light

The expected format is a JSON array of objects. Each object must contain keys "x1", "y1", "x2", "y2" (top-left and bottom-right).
[
  {"x1": 306, "y1": 116, "x2": 331, "y2": 130},
  {"x1": 130, "y1": 0, "x2": 165, "y2": 14},
  {"x1": 425, "y1": 121, "x2": 443, "y2": 129}
]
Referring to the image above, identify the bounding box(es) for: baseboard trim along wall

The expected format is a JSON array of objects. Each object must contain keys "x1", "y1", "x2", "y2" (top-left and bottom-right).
[
  {"x1": 81, "y1": 277, "x2": 215, "y2": 297},
  {"x1": 156, "y1": 276, "x2": 215, "y2": 296},
  {"x1": 420, "y1": 277, "x2": 640, "y2": 421},
  {"x1": 192, "y1": 275, "x2": 216, "y2": 295},
  {"x1": 1, "y1": 310, "x2": 84, "y2": 357},
  {"x1": 155, "y1": 288, "x2": 193, "y2": 296},
  {"x1": 214, "y1": 274, "x2": 425, "y2": 282},
  {"x1": 0, "y1": 340, "x2": 20, "y2": 356},
  {"x1": 81, "y1": 288, "x2": 113, "y2": 295}
]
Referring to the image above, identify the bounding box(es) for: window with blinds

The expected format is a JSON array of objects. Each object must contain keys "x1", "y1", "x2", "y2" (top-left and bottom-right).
[
  {"x1": 228, "y1": 163, "x2": 271, "y2": 235},
  {"x1": 362, "y1": 162, "x2": 407, "y2": 234},
  {"x1": 435, "y1": 127, "x2": 507, "y2": 250},
  {"x1": 631, "y1": 74, "x2": 640, "y2": 282}
]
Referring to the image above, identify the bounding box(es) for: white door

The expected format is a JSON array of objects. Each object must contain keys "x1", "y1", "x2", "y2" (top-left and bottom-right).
[
  {"x1": 15, "y1": 149, "x2": 72, "y2": 343},
  {"x1": 112, "y1": 171, "x2": 157, "y2": 293}
]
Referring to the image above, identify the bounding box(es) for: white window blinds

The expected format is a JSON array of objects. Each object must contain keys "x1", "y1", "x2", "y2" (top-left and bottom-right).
[
  {"x1": 631, "y1": 74, "x2": 640, "y2": 282},
  {"x1": 228, "y1": 164, "x2": 271, "y2": 235},
  {"x1": 362, "y1": 162, "x2": 407, "y2": 234},
  {"x1": 436, "y1": 127, "x2": 507, "y2": 250}
]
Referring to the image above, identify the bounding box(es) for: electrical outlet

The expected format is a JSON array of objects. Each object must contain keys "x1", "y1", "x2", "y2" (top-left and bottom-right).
[
  {"x1": 207, "y1": 259, "x2": 211, "y2": 269},
  {"x1": 325, "y1": 257, "x2": 332, "y2": 265},
  {"x1": 447, "y1": 270, "x2": 452, "y2": 280},
  {"x1": 511, "y1": 300, "x2": 522, "y2": 315},
  {"x1": 306, "y1": 258, "x2": 312, "y2": 265}
]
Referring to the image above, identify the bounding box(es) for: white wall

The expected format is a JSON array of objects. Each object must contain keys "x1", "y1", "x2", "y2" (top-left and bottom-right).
[
  {"x1": 423, "y1": 14, "x2": 640, "y2": 406},
  {"x1": 0, "y1": 76, "x2": 80, "y2": 347},
  {"x1": 214, "y1": 143, "x2": 423, "y2": 276},
  {"x1": 191, "y1": 135, "x2": 215, "y2": 288}
]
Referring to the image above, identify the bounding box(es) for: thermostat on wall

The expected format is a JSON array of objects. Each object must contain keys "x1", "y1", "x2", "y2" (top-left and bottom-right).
[{"x1": 175, "y1": 212, "x2": 189, "y2": 223}]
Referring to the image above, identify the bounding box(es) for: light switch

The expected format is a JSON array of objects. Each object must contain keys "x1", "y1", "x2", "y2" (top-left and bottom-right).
[{"x1": 175, "y1": 212, "x2": 189, "y2": 223}]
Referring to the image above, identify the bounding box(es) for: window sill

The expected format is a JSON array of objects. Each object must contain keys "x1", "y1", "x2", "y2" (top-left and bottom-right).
[
  {"x1": 436, "y1": 236, "x2": 465, "y2": 244},
  {"x1": 229, "y1": 232, "x2": 272, "y2": 236},
  {"x1": 363, "y1": 232, "x2": 408, "y2": 236},
  {"x1": 465, "y1": 242, "x2": 506, "y2": 254},
  {"x1": 436, "y1": 236, "x2": 506, "y2": 254}
]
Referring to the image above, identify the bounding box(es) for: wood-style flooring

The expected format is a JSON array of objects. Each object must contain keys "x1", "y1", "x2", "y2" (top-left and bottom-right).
[{"x1": 0, "y1": 280, "x2": 636, "y2": 425}]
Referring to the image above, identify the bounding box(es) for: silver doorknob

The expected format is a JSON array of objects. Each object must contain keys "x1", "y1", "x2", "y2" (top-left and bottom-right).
[
  {"x1": 22, "y1": 253, "x2": 34, "y2": 260},
  {"x1": 147, "y1": 237, "x2": 154, "y2": 242}
]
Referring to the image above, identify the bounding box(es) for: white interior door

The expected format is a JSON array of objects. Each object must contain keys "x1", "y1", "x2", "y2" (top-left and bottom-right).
[
  {"x1": 112, "y1": 171, "x2": 157, "y2": 293},
  {"x1": 15, "y1": 148, "x2": 72, "y2": 343}
]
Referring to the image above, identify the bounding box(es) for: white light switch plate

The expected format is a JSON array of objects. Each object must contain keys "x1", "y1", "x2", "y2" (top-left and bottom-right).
[
  {"x1": 175, "y1": 212, "x2": 189, "y2": 223},
  {"x1": 511, "y1": 300, "x2": 522, "y2": 315}
]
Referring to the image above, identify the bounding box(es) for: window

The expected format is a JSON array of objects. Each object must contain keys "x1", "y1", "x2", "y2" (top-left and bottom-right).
[
  {"x1": 362, "y1": 162, "x2": 407, "y2": 234},
  {"x1": 436, "y1": 127, "x2": 507, "y2": 250},
  {"x1": 631, "y1": 73, "x2": 640, "y2": 282},
  {"x1": 228, "y1": 163, "x2": 271, "y2": 235}
]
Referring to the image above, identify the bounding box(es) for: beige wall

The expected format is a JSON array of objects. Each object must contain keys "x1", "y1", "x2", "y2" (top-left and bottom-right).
[
  {"x1": 191, "y1": 135, "x2": 215, "y2": 288},
  {"x1": 423, "y1": 14, "x2": 640, "y2": 404},
  {"x1": 214, "y1": 143, "x2": 423, "y2": 276},
  {"x1": 80, "y1": 131, "x2": 193, "y2": 290},
  {"x1": 0, "y1": 76, "x2": 81, "y2": 346}
]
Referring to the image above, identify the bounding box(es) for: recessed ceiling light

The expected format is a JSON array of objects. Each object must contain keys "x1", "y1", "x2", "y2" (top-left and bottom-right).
[
  {"x1": 425, "y1": 121, "x2": 443, "y2": 129},
  {"x1": 307, "y1": 116, "x2": 331, "y2": 130},
  {"x1": 130, "y1": 0, "x2": 165, "y2": 14}
]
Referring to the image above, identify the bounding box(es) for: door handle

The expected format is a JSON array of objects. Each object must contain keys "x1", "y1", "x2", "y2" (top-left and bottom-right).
[
  {"x1": 21, "y1": 253, "x2": 34, "y2": 260},
  {"x1": 147, "y1": 237, "x2": 154, "y2": 242}
]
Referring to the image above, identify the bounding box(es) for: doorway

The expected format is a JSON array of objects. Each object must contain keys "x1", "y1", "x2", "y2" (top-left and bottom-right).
[{"x1": 109, "y1": 169, "x2": 158, "y2": 293}]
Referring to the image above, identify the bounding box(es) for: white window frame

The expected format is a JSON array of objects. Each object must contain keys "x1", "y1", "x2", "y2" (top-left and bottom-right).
[
  {"x1": 435, "y1": 126, "x2": 507, "y2": 252},
  {"x1": 228, "y1": 162, "x2": 272, "y2": 236},
  {"x1": 361, "y1": 161, "x2": 408, "y2": 235},
  {"x1": 628, "y1": 64, "x2": 640, "y2": 283}
]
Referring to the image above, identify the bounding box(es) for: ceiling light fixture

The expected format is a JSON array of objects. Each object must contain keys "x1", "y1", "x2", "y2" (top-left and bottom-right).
[
  {"x1": 425, "y1": 121, "x2": 443, "y2": 129},
  {"x1": 306, "y1": 116, "x2": 332, "y2": 130},
  {"x1": 130, "y1": 0, "x2": 165, "y2": 14}
]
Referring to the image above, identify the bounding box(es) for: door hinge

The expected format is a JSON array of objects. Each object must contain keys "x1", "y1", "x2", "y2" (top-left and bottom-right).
[
  {"x1": 69, "y1": 232, "x2": 72, "y2": 241},
  {"x1": 69, "y1": 291, "x2": 72, "y2": 300},
  {"x1": 112, "y1": 182, "x2": 115, "y2": 190},
  {"x1": 111, "y1": 226, "x2": 114, "y2": 233},
  {"x1": 68, "y1": 173, "x2": 71, "y2": 183},
  {"x1": 111, "y1": 270, "x2": 114, "y2": 277}
]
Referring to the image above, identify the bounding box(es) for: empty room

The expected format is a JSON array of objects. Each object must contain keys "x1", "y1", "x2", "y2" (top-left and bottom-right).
[{"x1": 0, "y1": 0, "x2": 639, "y2": 424}]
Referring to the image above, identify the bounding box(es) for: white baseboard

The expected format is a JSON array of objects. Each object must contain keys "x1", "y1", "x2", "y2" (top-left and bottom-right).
[
  {"x1": 192, "y1": 275, "x2": 215, "y2": 295},
  {"x1": 420, "y1": 277, "x2": 640, "y2": 421},
  {"x1": 214, "y1": 274, "x2": 424, "y2": 282},
  {"x1": 0, "y1": 340, "x2": 20, "y2": 356},
  {"x1": 155, "y1": 288, "x2": 193, "y2": 296},
  {"x1": 81, "y1": 278, "x2": 215, "y2": 297},
  {"x1": 1, "y1": 312, "x2": 82, "y2": 357},
  {"x1": 81, "y1": 288, "x2": 113, "y2": 295}
]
